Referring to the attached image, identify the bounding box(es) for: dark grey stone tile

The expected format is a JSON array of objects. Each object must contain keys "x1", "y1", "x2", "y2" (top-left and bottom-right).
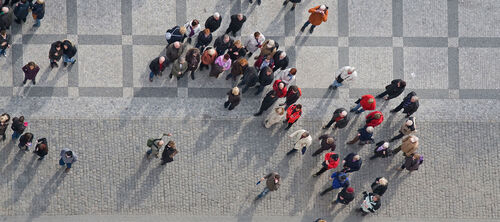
[
  {"x1": 338, "y1": 47, "x2": 349, "y2": 67},
  {"x1": 188, "y1": 88, "x2": 228, "y2": 98},
  {"x1": 79, "y1": 87, "x2": 123, "y2": 97},
  {"x1": 122, "y1": 45, "x2": 133, "y2": 87},
  {"x1": 301, "y1": 88, "x2": 340, "y2": 99},
  {"x1": 447, "y1": 0, "x2": 458, "y2": 37},
  {"x1": 12, "y1": 44, "x2": 23, "y2": 85},
  {"x1": 22, "y1": 34, "x2": 67, "y2": 44},
  {"x1": 459, "y1": 37, "x2": 500, "y2": 48},
  {"x1": 78, "y1": 35, "x2": 122, "y2": 45},
  {"x1": 132, "y1": 35, "x2": 165, "y2": 45},
  {"x1": 66, "y1": 0, "x2": 78, "y2": 34},
  {"x1": 459, "y1": 89, "x2": 500, "y2": 99},
  {"x1": 403, "y1": 37, "x2": 448, "y2": 47},
  {"x1": 349, "y1": 88, "x2": 450, "y2": 99},
  {"x1": 348, "y1": 88, "x2": 384, "y2": 99},
  {"x1": 392, "y1": 0, "x2": 403, "y2": 37},
  {"x1": 188, "y1": 88, "x2": 339, "y2": 99},
  {"x1": 295, "y1": 36, "x2": 337, "y2": 47},
  {"x1": 26, "y1": 87, "x2": 68, "y2": 97},
  {"x1": 230, "y1": 0, "x2": 241, "y2": 15},
  {"x1": 67, "y1": 55, "x2": 79, "y2": 87},
  {"x1": 121, "y1": 0, "x2": 132, "y2": 35},
  {"x1": 176, "y1": 0, "x2": 187, "y2": 24},
  {"x1": 284, "y1": 6, "x2": 295, "y2": 36},
  {"x1": 177, "y1": 76, "x2": 188, "y2": 87},
  {"x1": 448, "y1": 47, "x2": 459, "y2": 89},
  {"x1": 338, "y1": 0, "x2": 349, "y2": 37},
  {"x1": 266, "y1": 36, "x2": 285, "y2": 46},
  {"x1": 0, "y1": 87, "x2": 12, "y2": 97},
  {"x1": 134, "y1": 87, "x2": 177, "y2": 97},
  {"x1": 286, "y1": 46, "x2": 296, "y2": 67},
  {"x1": 349, "y1": 37, "x2": 392, "y2": 47},
  {"x1": 393, "y1": 47, "x2": 404, "y2": 79}
]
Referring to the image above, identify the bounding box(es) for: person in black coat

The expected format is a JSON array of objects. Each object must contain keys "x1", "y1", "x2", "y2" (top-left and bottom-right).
[
  {"x1": 376, "y1": 79, "x2": 406, "y2": 100},
  {"x1": 280, "y1": 85, "x2": 301, "y2": 109},
  {"x1": 225, "y1": 14, "x2": 246, "y2": 37},
  {"x1": 166, "y1": 25, "x2": 187, "y2": 45},
  {"x1": 334, "y1": 187, "x2": 355, "y2": 205},
  {"x1": 323, "y1": 108, "x2": 350, "y2": 130},
  {"x1": 49, "y1": 41, "x2": 63, "y2": 68},
  {"x1": 238, "y1": 66, "x2": 259, "y2": 93},
  {"x1": 391, "y1": 91, "x2": 419, "y2": 117},
  {"x1": 224, "y1": 87, "x2": 241, "y2": 111},
  {"x1": 18, "y1": 132, "x2": 33, "y2": 150},
  {"x1": 370, "y1": 141, "x2": 392, "y2": 159},
  {"x1": 195, "y1": 29, "x2": 212, "y2": 52},
  {"x1": 312, "y1": 134, "x2": 336, "y2": 156},
  {"x1": 0, "y1": 113, "x2": 10, "y2": 141},
  {"x1": 204, "y1": 12, "x2": 221, "y2": 33},
  {"x1": 161, "y1": 141, "x2": 178, "y2": 165},
  {"x1": 213, "y1": 34, "x2": 233, "y2": 56},
  {"x1": 13, "y1": 0, "x2": 29, "y2": 24},
  {"x1": 11, "y1": 116, "x2": 25, "y2": 140},
  {"x1": 254, "y1": 66, "x2": 273, "y2": 95},
  {"x1": 30, "y1": 0, "x2": 45, "y2": 27},
  {"x1": 254, "y1": 90, "x2": 278, "y2": 116},
  {"x1": 341, "y1": 153, "x2": 362, "y2": 173},
  {"x1": 34, "y1": 138, "x2": 48, "y2": 160},
  {"x1": 149, "y1": 56, "x2": 166, "y2": 82},
  {"x1": 371, "y1": 177, "x2": 388, "y2": 196},
  {"x1": 2, "y1": 0, "x2": 20, "y2": 7},
  {"x1": 272, "y1": 51, "x2": 289, "y2": 72},
  {"x1": 62, "y1": 40, "x2": 77, "y2": 66},
  {"x1": 0, "y1": 7, "x2": 13, "y2": 30}
]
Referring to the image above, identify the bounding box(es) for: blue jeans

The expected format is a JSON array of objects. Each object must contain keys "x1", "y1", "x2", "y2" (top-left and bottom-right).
[
  {"x1": 59, "y1": 158, "x2": 72, "y2": 168},
  {"x1": 331, "y1": 79, "x2": 343, "y2": 88},
  {"x1": 34, "y1": 19, "x2": 41, "y2": 27},
  {"x1": 351, "y1": 103, "x2": 365, "y2": 113},
  {"x1": 258, "y1": 187, "x2": 270, "y2": 198},
  {"x1": 149, "y1": 71, "x2": 155, "y2": 79},
  {"x1": 63, "y1": 54, "x2": 75, "y2": 63},
  {"x1": 12, "y1": 131, "x2": 21, "y2": 140},
  {"x1": 0, "y1": 48, "x2": 5, "y2": 55},
  {"x1": 301, "y1": 21, "x2": 316, "y2": 30}
]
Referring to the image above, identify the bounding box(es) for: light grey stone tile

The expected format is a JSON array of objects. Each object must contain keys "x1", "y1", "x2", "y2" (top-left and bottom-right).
[
  {"x1": 404, "y1": 47, "x2": 448, "y2": 89},
  {"x1": 349, "y1": 0, "x2": 392, "y2": 37},
  {"x1": 123, "y1": 87, "x2": 133, "y2": 98},
  {"x1": 132, "y1": 0, "x2": 176, "y2": 36},
  {"x1": 23, "y1": 44, "x2": 68, "y2": 87},
  {"x1": 448, "y1": 37, "x2": 458, "y2": 47},
  {"x1": 403, "y1": 0, "x2": 448, "y2": 37},
  {"x1": 459, "y1": 0, "x2": 500, "y2": 37},
  {"x1": 449, "y1": 89, "x2": 459, "y2": 99},
  {"x1": 77, "y1": 0, "x2": 122, "y2": 35},
  {"x1": 338, "y1": 37, "x2": 348, "y2": 47},
  {"x1": 68, "y1": 87, "x2": 78, "y2": 97},
  {"x1": 459, "y1": 48, "x2": 500, "y2": 89},
  {"x1": 295, "y1": 46, "x2": 337, "y2": 88},
  {"x1": 284, "y1": 36, "x2": 295, "y2": 47},
  {"x1": 122, "y1": 35, "x2": 133, "y2": 45},
  {"x1": 78, "y1": 35, "x2": 122, "y2": 45},
  {"x1": 132, "y1": 45, "x2": 177, "y2": 88},
  {"x1": 177, "y1": 87, "x2": 188, "y2": 98},
  {"x1": 295, "y1": 0, "x2": 338, "y2": 36},
  {"x1": 392, "y1": 37, "x2": 403, "y2": 47},
  {"x1": 0, "y1": 87, "x2": 12, "y2": 96},
  {"x1": 21, "y1": 0, "x2": 67, "y2": 35},
  {"x1": 78, "y1": 87, "x2": 123, "y2": 97},
  {"x1": 78, "y1": 45, "x2": 123, "y2": 87},
  {"x1": 348, "y1": 47, "x2": 393, "y2": 88}
]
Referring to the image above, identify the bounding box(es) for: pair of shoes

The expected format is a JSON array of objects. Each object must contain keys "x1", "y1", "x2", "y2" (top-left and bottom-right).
[
  {"x1": 249, "y1": 0, "x2": 253, "y2": 3},
  {"x1": 149, "y1": 77, "x2": 153, "y2": 82},
  {"x1": 355, "y1": 110, "x2": 362, "y2": 114},
  {"x1": 312, "y1": 173, "x2": 318, "y2": 177},
  {"x1": 291, "y1": 6, "x2": 295, "y2": 11},
  {"x1": 177, "y1": 76, "x2": 181, "y2": 80},
  {"x1": 300, "y1": 26, "x2": 306, "y2": 32},
  {"x1": 63, "y1": 62, "x2": 68, "y2": 67},
  {"x1": 191, "y1": 74, "x2": 195, "y2": 80},
  {"x1": 64, "y1": 168, "x2": 71, "y2": 173},
  {"x1": 32, "y1": 80, "x2": 36, "y2": 85},
  {"x1": 224, "y1": 102, "x2": 230, "y2": 108},
  {"x1": 309, "y1": 28, "x2": 315, "y2": 34},
  {"x1": 225, "y1": 75, "x2": 231, "y2": 80},
  {"x1": 322, "y1": 125, "x2": 328, "y2": 129},
  {"x1": 169, "y1": 74, "x2": 173, "y2": 79},
  {"x1": 71, "y1": 59, "x2": 76, "y2": 65},
  {"x1": 247, "y1": 52, "x2": 253, "y2": 58},
  {"x1": 22, "y1": 80, "x2": 27, "y2": 85},
  {"x1": 33, "y1": 24, "x2": 40, "y2": 27},
  {"x1": 390, "y1": 109, "x2": 397, "y2": 113},
  {"x1": 158, "y1": 72, "x2": 162, "y2": 77},
  {"x1": 283, "y1": 1, "x2": 288, "y2": 6},
  {"x1": 254, "y1": 112, "x2": 262, "y2": 116}
]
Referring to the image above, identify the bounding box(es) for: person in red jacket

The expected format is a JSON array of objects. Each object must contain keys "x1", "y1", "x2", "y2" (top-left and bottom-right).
[
  {"x1": 272, "y1": 79, "x2": 287, "y2": 98},
  {"x1": 313, "y1": 152, "x2": 339, "y2": 177},
  {"x1": 365, "y1": 111, "x2": 384, "y2": 128},
  {"x1": 284, "y1": 104, "x2": 302, "y2": 130},
  {"x1": 350, "y1": 94, "x2": 376, "y2": 114}
]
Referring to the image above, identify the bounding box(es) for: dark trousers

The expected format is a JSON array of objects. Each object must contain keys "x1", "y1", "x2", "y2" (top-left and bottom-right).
[
  {"x1": 225, "y1": 27, "x2": 239, "y2": 36},
  {"x1": 393, "y1": 103, "x2": 405, "y2": 112},
  {"x1": 224, "y1": 101, "x2": 237, "y2": 110},
  {"x1": 199, "y1": 63, "x2": 209, "y2": 71},
  {"x1": 301, "y1": 21, "x2": 316, "y2": 31},
  {"x1": 393, "y1": 146, "x2": 402, "y2": 154},
  {"x1": 325, "y1": 118, "x2": 337, "y2": 128},
  {"x1": 284, "y1": 121, "x2": 294, "y2": 130},
  {"x1": 255, "y1": 84, "x2": 266, "y2": 95},
  {"x1": 390, "y1": 131, "x2": 404, "y2": 142},
  {"x1": 320, "y1": 186, "x2": 336, "y2": 196},
  {"x1": 312, "y1": 147, "x2": 329, "y2": 156},
  {"x1": 376, "y1": 91, "x2": 389, "y2": 98},
  {"x1": 314, "y1": 165, "x2": 328, "y2": 176}
]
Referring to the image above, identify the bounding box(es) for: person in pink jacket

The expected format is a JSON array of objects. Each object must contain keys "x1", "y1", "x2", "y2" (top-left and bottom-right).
[{"x1": 210, "y1": 54, "x2": 232, "y2": 78}]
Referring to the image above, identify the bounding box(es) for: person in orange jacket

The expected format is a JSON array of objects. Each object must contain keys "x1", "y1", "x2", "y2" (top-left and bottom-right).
[
  {"x1": 284, "y1": 104, "x2": 302, "y2": 130},
  {"x1": 350, "y1": 94, "x2": 376, "y2": 114},
  {"x1": 300, "y1": 4, "x2": 328, "y2": 34},
  {"x1": 365, "y1": 111, "x2": 384, "y2": 128},
  {"x1": 313, "y1": 152, "x2": 339, "y2": 177}
]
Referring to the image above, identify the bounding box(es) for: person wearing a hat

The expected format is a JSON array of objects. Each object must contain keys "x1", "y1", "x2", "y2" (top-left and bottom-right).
[
  {"x1": 323, "y1": 108, "x2": 350, "y2": 130},
  {"x1": 370, "y1": 141, "x2": 392, "y2": 159},
  {"x1": 30, "y1": 0, "x2": 45, "y2": 27},
  {"x1": 320, "y1": 171, "x2": 349, "y2": 196},
  {"x1": 371, "y1": 177, "x2": 388, "y2": 196},
  {"x1": 245, "y1": 31, "x2": 265, "y2": 58},
  {"x1": 225, "y1": 14, "x2": 247, "y2": 37},
  {"x1": 351, "y1": 94, "x2": 376, "y2": 114},
  {"x1": 312, "y1": 134, "x2": 336, "y2": 157},
  {"x1": 255, "y1": 39, "x2": 277, "y2": 59},
  {"x1": 347, "y1": 126, "x2": 375, "y2": 145},
  {"x1": 359, "y1": 192, "x2": 381, "y2": 215},
  {"x1": 393, "y1": 135, "x2": 419, "y2": 156},
  {"x1": 330, "y1": 66, "x2": 357, "y2": 90},
  {"x1": 376, "y1": 79, "x2": 406, "y2": 100},
  {"x1": 224, "y1": 87, "x2": 241, "y2": 111},
  {"x1": 399, "y1": 153, "x2": 423, "y2": 172},
  {"x1": 254, "y1": 90, "x2": 278, "y2": 116},
  {"x1": 365, "y1": 111, "x2": 384, "y2": 128},
  {"x1": 286, "y1": 129, "x2": 312, "y2": 155},
  {"x1": 390, "y1": 91, "x2": 419, "y2": 117},
  {"x1": 341, "y1": 153, "x2": 362, "y2": 173},
  {"x1": 282, "y1": 0, "x2": 301, "y2": 11},
  {"x1": 204, "y1": 12, "x2": 222, "y2": 33},
  {"x1": 300, "y1": 4, "x2": 328, "y2": 33},
  {"x1": 256, "y1": 172, "x2": 280, "y2": 199},
  {"x1": 313, "y1": 152, "x2": 339, "y2": 177},
  {"x1": 59, "y1": 148, "x2": 78, "y2": 173},
  {"x1": 334, "y1": 187, "x2": 355, "y2": 205},
  {"x1": 390, "y1": 116, "x2": 416, "y2": 142},
  {"x1": 0, "y1": 113, "x2": 10, "y2": 141}
]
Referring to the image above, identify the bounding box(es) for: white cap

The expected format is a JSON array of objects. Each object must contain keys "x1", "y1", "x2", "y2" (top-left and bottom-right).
[
  {"x1": 366, "y1": 126, "x2": 374, "y2": 133},
  {"x1": 267, "y1": 40, "x2": 275, "y2": 48},
  {"x1": 320, "y1": 5, "x2": 326, "y2": 10},
  {"x1": 406, "y1": 120, "x2": 413, "y2": 126},
  {"x1": 383, "y1": 142, "x2": 389, "y2": 148}
]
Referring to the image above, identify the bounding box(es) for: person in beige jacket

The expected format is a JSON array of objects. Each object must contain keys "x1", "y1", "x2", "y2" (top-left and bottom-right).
[
  {"x1": 286, "y1": 129, "x2": 312, "y2": 155},
  {"x1": 255, "y1": 39, "x2": 277, "y2": 59},
  {"x1": 389, "y1": 116, "x2": 416, "y2": 142},
  {"x1": 264, "y1": 107, "x2": 285, "y2": 128},
  {"x1": 392, "y1": 135, "x2": 419, "y2": 157}
]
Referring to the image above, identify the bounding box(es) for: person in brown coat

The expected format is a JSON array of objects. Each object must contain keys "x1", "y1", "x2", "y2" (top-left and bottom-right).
[
  {"x1": 392, "y1": 135, "x2": 419, "y2": 157},
  {"x1": 226, "y1": 58, "x2": 248, "y2": 81},
  {"x1": 255, "y1": 39, "x2": 277, "y2": 59},
  {"x1": 49, "y1": 41, "x2": 63, "y2": 68},
  {"x1": 165, "y1": 41, "x2": 185, "y2": 65},
  {"x1": 300, "y1": 5, "x2": 328, "y2": 33},
  {"x1": 160, "y1": 140, "x2": 178, "y2": 165},
  {"x1": 0, "y1": 113, "x2": 10, "y2": 141},
  {"x1": 224, "y1": 87, "x2": 241, "y2": 111},
  {"x1": 22, "y1": 61, "x2": 40, "y2": 85},
  {"x1": 256, "y1": 172, "x2": 280, "y2": 199},
  {"x1": 389, "y1": 116, "x2": 416, "y2": 142},
  {"x1": 199, "y1": 47, "x2": 217, "y2": 71},
  {"x1": 398, "y1": 153, "x2": 423, "y2": 172},
  {"x1": 185, "y1": 48, "x2": 201, "y2": 80},
  {"x1": 312, "y1": 134, "x2": 336, "y2": 156}
]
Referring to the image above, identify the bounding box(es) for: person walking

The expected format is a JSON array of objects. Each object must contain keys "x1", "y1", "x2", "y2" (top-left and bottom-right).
[
  {"x1": 286, "y1": 129, "x2": 312, "y2": 155},
  {"x1": 350, "y1": 94, "x2": 376, "y2": 114},
  {"x1": 33, "y1": 137, "x2": 48, "y2": 160},
  {"x1": 18, "y1": 132, "x2": 33, "y2": 150},
  {"x1": 330, "y1": 66, "x2": 357, "y2": 90},
  {"x1": 282, "y1": 0, "x2": 301, "y2": 11},
  {"x1": 341, "y1": 153, "x2": 362, "y2": 173},
  {"x1": 371, "y1": 177, "x2": 388, "y2": 196},
  {"x1": 225, "y1": 14, "x2": 246, "y2": 37},
  {"x1": 284, "y1": 104, "x2": 302, "y2": 130},
  {"x1": 346, "y1": 126, "x2": 374, "y2": 145},
  {"x1": 376, "y1": 79, "x2": 406, "y2": 100},
  {"x1": 226, "y1": 57, "x2": 248, "y2": 81},
  {"x1": 195, "y1": 28, "x2": 212, "y2": 52},
  {"x1": 390, "y1": 91, "x2": 419, "y2": 117},
  {"x1": 11, "y1": 115, "x2": 25, "y2": 140},
  {"x1": 185, "y1": 19, "x2": 201, "y2": 44},
  {"x1": 224, "y1": 87, "x2": 241, "y2": 111},
  {"x1": 300, "y1": 5, "x2": 328, "y2": 34},
  {"x1": 148, "y1": 56, "x2": 166, "y2": 82},
  {"x1": 275, "y1": 67, "x2": 297, "y2": 86},
  {"x1": 399, "y1": 153, "x2": 423, "y2": 172},
  {"x1": 21, "y1": 61, "x2": 39, "y2": 85},
  {"x1": 319, "y1": 171, "x2": 349, "y2": 196},
  {"x1": 244, "y1": 31, "x2": 265, "y2": 58},
  {"x1": 59, "y1": 148, "x2": 77, "y2": 173},
  {"x1": 13, "y1": 0, "x2": 29, "y2": 24},
  {"x1": 210, "y1": 54, "x2": 231, "y2": 78},
  {"x1": 389, "y1": 116, "x2": 416, "y2": 142},
  {"x1": 146, "y1": 138, "x2": 164, "y2": 159},
  {"x1": 0, "y1": 7, "x2": 12, "y2": 30},
  {"x1": 333, "y1": 187, "x2": 355, "y2": 205},
  {"x1": 165, "y1": 25, "x2": 187, "y2": 45},
  {"x1": 280, "y1": 85, "x2": 301, "y2": 109},
  {"x1": 238, "y1": 65, "x2": 258, "y2": 93},
  {"x1": 214, "y1": 34, "x2": 233, "y2": 56},
  {"x1": 0, "y1": 29, "x2": 10, "y2": 56},
  {"x1": 264, "y1": 107, "x2": 285, "y2": 128},
  {"x1": 256, "y1": 172, "x2": 280, "y2": 199},
  {"x1": 169, "y1": 57, "x2": 188, "y2": 80},
  {"x1": 0, "y1": 113, "x2": 10, "y2": 141},
  {"x1": 199, "y1": 47, "x2": 217, "y2": 71},
  {"x1": 313, "y1": 152, "x2": 339, "y2": 177},
  {"x1": 62, "y1": 39, "x2": 77, "y2": 67},
  {"x1": 392, "y1": 135, "x2": 419, "y2": 157},
  {"x1": 185, "y1": 48, "x2": 201, "y2": 80},
  {"x1": 255, "y1": 39, "x2": 277, "y2": 59},
  {"x1": 254, "y1": 90, "x2": 278, "y2": 116},
  {"x1": 370, "y1": 141, "x2": 392, "y2": 160},
  {"x1": 359, "y1": 192, "x2": 381, "y2": 215},
  {"x1": 204, "y1": 12, "x2": 221, "y2": 33},
  {"x1": 272, "y1": 51, "x2": 289, "y2": 72},
  {"x1": 227, "y1": 40, "x2": 246, "y2": 61},
  {"x1": 49, "y1": 41, "x2": 63, "y2": 68},
  {"x1": 312, "y1": 134, "x2": 336, "y2": 157},
  {"x1": 160, "y1": 140, "x2": 178, "y2": 165},
  {"x1": 272, "y1": 79, "x2": 287, "y2": 98},
  {"x1": 166, "y1": 41, "x2": 185, "y2": 65},
  {"x1": 365, "y1": 111, "x2": 384, "y2": 128},
  {"x1": 30, "y1": 0, "x2": 45, "y2": 27},
  {"x1": 323, "y1": 108, "x2": 350, "y2": 130},
  {"x1": 254, "y1": 66, "x2": 273, "y2": 95}
]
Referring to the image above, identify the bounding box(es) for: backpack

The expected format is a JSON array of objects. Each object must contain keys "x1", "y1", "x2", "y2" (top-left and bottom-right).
[
  {"x1": 165, "y1": 26, "x2": 179, "y2": 41},
  {"x1": 147, "y1": 138, "x2": 160, "y2": 147}
]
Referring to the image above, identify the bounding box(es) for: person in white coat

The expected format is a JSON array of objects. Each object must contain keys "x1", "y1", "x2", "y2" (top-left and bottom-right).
[
  {"x1": 245, "y1": 31, "x2": 265, "y2": 58},
  {"x1": 185, "y1": 19, "x2": 201, "y2": 44},
  {"x1": 330, "y1": 66, "x2": 357, "y2": 90},
  {"x1": 264, "y1": 107, "x2": 285, "y2": 128},
  {"x1": 286, "y1": 129, "x2": 312, "y2": 155},
  {"x1": 275, "y1": 67, "x2": 296, "y2": 86}
]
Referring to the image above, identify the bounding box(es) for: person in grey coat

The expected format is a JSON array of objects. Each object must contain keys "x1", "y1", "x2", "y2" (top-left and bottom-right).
[
  {"x1": 323, "y1": 108, "x2": 350, "y2": 130},
  {"x1": 59, "y1": 148, "x2": 78, "y2": 173}
]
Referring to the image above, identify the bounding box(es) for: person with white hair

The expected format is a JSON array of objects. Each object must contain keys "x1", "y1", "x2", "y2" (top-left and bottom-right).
[
  {"x1": 170, "y1": 57, "x2": 188, "y2": 80},
  {"x1": 300, "y1": 4, "x2": 328, "y2": 33},
  {"x1": 312, "y1": 134, "x2": 336, "y2": 156},
  {"x1": 286, "y1": 129, "x2": 312, "y2": 155},
  {"x1": 393, "y1": 135, "x2": 419, "y2": 157},
  {"x1": 371, "y1": 177, "x2": 388, "y2": 196},
  {"x1": 370, "y1": 141, "x2": 392, "y2": 159},
  {"x1": 341, "y1": 153, "x2": 362, "y2": 173},
  {"x1": 347, "y1": 126, "x2": 375, "y2": 145},
  {"x1": 391, "y1": 91, "x2": 419, "y2": 117},
  {"x1": 330, "y1": 66, "x2": 357, "y2": 90},
  {"x1": 204, "y1": 12, "x2": 222, "y2": 33},
  {"x1": 255, "y1": 39, "x2": 278, "y2": 59},
  {"x1": 224, "y1": 87, "x2": 241, "y2": 110},
  {"x1": 390, "y1": 116, "x2": 417, "y2": 142},
  {"x1": 323, "y1": 108, "x2": 350, "y2": 130},
  {"x1": 244, "y1": 31, "x2": 265, "y2": 58},
  {"x1": 272, "y1": 50, "x2": 289, "y2": 72},
  {"x1": 0, "y1": 7, "x2": 11, "y2": 31}
]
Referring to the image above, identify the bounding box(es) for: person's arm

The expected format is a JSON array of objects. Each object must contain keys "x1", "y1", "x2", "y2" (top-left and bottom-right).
[
  {"x1": 318, "y1": 134, "x2": 328, "y2": 140},
  {"x1": 289, "y1": 130, "x2": 302, "y2": 138}
]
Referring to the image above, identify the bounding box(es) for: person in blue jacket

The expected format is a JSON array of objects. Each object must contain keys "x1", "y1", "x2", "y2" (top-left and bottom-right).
[{"x1": 319, "y1": 171, "x2": 349, "y2": 196}]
